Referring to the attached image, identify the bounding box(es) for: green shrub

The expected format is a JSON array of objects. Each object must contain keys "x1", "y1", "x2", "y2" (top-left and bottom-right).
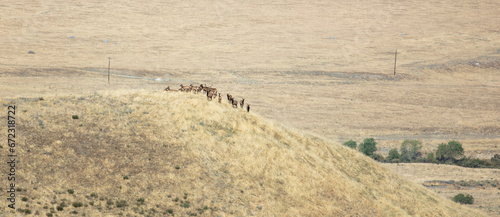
[
  {"x1": 106, "y1": 199, "x2": 114, "y2": 206},
  {"x1": 68, "y1": 189, "x2": 75, "y2": 194},
  {"x1": 452, "y1": 193, "x2": 474, "y2": 204},
  {"x1": 72, "y1": 115, "x2": 79, "y2": 120},
  {"x1": 387, "y1": 148, "x2": 400, "y2": 161},
  {"x1": 22, "y1": 197, "x2": 28, "y2": 202},
  {"x1": 166, "y1": 208, "x2": 174, "y2": 214},
  {"x1": 116, "y1": 200, "x2": 128, "y2": 208},
  {"x1": 56, "y1": 206, "x2": 64, "y2": 211},
  {"x1": 342, "y1": 140, "x2": 357, "y2": 149},
  {"x1": 491, "y1": 154, "x2": 500, "y2": 167},
  {"x1": 359, "y1": 138, "x2": 377, "y2": 156},
  {"x1": 400, "y1": 140, "x2": 422, "y2": 162},
  {"x1": 427, "y1": 153, "x2": 437, "y2": 163},
  {"x1": 457, "y1": 157, "x2": 488, "y2": 168},
  {"x1": 72, "y1": 202, "x2": 83, "y2": 208},
  {"x1": 371, "y1": 153, "x2": 385, "y2": 162},
  {"x1": 436, "y1": 141, "x2": 464, "y2": 163},
  {"x1": 181, "y1": 201, "x2": 190, "y2": 208}
]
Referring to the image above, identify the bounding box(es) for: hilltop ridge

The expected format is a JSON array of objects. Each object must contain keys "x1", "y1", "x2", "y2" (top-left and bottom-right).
[{"x1": 0, "y1": 90, "x2": 484, "y2": 216}]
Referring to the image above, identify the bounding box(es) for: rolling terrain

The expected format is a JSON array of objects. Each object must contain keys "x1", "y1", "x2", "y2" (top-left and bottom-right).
[
  {"x1": 0, "y1": 91, "x2": 487, "y2": 216},
  {"x1": 0, "y1": 0, "x2": 499, "y2": 216}
]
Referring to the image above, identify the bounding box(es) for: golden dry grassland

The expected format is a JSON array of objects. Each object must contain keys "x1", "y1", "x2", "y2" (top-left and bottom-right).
[
  {"x1": 0, "y1": 0, "x2": 499, "y2": 216},
  {"x1": 0, "y1": 91, "x2": 487, "y2": 216}
]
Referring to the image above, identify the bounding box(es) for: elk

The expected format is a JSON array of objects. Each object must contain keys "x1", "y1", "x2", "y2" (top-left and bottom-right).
[
  {"x1": 207, "y1": 90, "x2": 216, "y2": 101},
  {"x1": 240, "y1": 98, "x2": 245, "y2": 108},
  {"x1": 164, "y1": 86, "x2": 178, "y2": 92},
  {"x1": 232, "y1": 98, "x2": 238, "y2": 108},
  {"x1": 218, "y1": 93, "x2": 221, "y2": 103},
  {"x1": 246, "y1": 104, "x2": 250, "y2": 112},
  {"x1": 180, "y1": 84, "x2": 191, "y2": 92}
]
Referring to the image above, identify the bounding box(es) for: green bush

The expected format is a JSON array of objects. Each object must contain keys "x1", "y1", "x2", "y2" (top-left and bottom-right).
[
  {"x1": 359, "y1": 138, "x2": 377, "y2": 157},
  {"x1": 427, "y1": 153, "x2": 437, "y2": 163},
  {"x1": 68, "y1": 189, "x2": 75, "y2": 194},
  {"x1": 457, "y1": 157, "x2": 488, "y2": 168},
  {"x1": 452, "y1": 193, "x2": 474, "y2": 204},
  {"x1": 180, "y1": 201, "x2": 190, "y2": 208},
  {"x1": 116, "y1": 200, "x2": 128, "y2": 208},
  {"x1": 400, "y1": 140, "x2": 422, "y2": 162},
  {"x1": 71, "y1": 115, "x2": 79, "y2": 120},
  {"x1": 106, "y1": 199, "x2": 114, "y2": 206},
  {"x1": 72, "y1": 202, "x2": 83, "y2": 208},
  {"x1": 491, "y1": 154, "x2": 500, "y2": 167},
  {"x1": 436, "y1": 141, "x2": 464, "y2": 163},
  {"x1": 387, "y1": 148, "x2": 400, "y2": 161},
  {"x1": 370, "y1": 153, "x2": 385, "y2": 162},
  {"x1": 342, "y1": 140, "x2": 357, "y2": 149}
]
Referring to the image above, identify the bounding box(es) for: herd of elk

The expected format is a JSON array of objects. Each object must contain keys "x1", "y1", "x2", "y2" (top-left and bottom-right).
[{"x1": 165, "y1": 84, "x2": 250, "y2": 112}]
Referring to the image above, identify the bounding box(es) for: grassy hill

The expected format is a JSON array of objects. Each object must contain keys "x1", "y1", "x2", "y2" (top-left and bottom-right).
[{"x1": 0, "y1": 90, "x2": 485, "y2": 216}]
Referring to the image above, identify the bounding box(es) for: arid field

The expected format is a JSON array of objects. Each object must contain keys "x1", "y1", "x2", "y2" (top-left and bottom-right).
[{"x1": 0, "y1": 0, "x2": 499, "y2": 216}]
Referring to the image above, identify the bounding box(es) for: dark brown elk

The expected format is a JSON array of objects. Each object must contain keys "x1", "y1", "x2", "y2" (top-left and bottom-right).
[
  {"x1": 246, "y1": 104, "x2": 250, "y2": 112},
  {"x1": 164, "y1": 86, "x2": 178, "y2": 92},
  {"x1": 232, "y1": 98, "x2": 238, "y2": 108},
  {"x1": 218, "y1": 93, "x2": 221, "y2": 103},
  {"x1": 180, "y1": 84, "x2": 191, "y2": 92},
  {"x1": 207, "y1": 90, "x2": 215, "y2": 101},
  {"x1": 240, "y1": 98, "x2": 245, "y2": 108}
]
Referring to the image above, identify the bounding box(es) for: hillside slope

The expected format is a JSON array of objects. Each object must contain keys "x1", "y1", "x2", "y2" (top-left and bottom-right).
[{"x1": 0, "y1": 90, "x2": 484, "y2": 216}]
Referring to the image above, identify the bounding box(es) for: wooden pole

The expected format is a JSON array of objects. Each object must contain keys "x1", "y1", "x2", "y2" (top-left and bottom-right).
[
  {"x1": 394, "y1": 49, "x2": 397, "y2": 75},
  {"x1": 108, "y1": 57, "x2": 111, "y2": 84}
]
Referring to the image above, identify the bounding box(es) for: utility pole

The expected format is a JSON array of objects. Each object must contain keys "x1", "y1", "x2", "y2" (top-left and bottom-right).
[
  {"x1": 394, "y1": 49, "x2": 397, "y2": 75},
  {"x1": 108, "y1": 57, "x2": 111, "y2": 84}
]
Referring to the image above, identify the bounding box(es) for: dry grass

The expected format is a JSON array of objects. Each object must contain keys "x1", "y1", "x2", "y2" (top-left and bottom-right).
[
  {"x1": 0, "y1": 91, "x2": 487, "y2": 216},
  {"x1": 1, "y1": 0, "x2": 499, "y2": 216},
  {"x1": 384, "y1": 163, "x2": 500, "y2": 216}
]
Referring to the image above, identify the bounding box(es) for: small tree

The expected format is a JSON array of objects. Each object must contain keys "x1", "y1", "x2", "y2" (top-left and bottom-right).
[
  {"x1": 400, "y1": 140, "x2": 422, "y2": 162},
  {"x1": 359, "y1": 138, "x2": 377, "y2": 157},
  {"x1": 387, "y1": 148, "x2": 400, "y2": 162},
  {"x1": 342, "y1": 140, "x2": 357, "y2": 149},
  {"x1": 436, "y1": 140, "x2": 464, "y2": 163}
]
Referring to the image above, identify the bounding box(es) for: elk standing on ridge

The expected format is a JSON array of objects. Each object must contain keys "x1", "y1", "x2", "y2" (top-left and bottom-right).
[{"x1": 240, "y1": 98, "x2": 245, "y2": 108}]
